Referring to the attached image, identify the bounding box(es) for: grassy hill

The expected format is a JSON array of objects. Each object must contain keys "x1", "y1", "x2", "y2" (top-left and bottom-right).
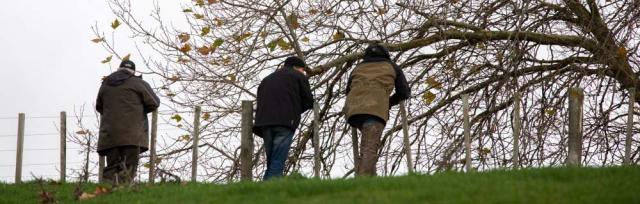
[{"x1": 1, "y1": 166, "x2": 638, "y2": 204}]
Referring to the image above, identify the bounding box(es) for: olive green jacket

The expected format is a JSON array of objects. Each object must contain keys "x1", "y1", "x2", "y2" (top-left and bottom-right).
[{"x1": 344, "y1": 61, "x2": 396, "y2": 122}]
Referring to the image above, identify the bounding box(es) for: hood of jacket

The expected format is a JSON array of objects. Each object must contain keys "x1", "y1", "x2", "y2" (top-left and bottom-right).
[
  {"x1": 104, "y1": 69, "x2": 134, "y2": 86},
  {"x1": 364, "y1": 44, "x2": 391, "y2": 60}
]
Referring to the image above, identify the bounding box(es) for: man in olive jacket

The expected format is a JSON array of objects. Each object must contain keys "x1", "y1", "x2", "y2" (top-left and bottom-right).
[
  {"x1": 253, "y1": 56, "x2": 314, "y2": 180},
  {"x1": 344, "y1": 44, "x2": 410, "y2": 176},
  {"x1": 96, "y1": 60, "x2": 160, "y2": 184}
]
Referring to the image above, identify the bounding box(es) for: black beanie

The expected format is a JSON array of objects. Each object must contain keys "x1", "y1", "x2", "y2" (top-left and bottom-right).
[
  {"x1": 364, "y1": 44, "x2": 391, "y2": 59},
  {"x1": 119, "y1": 60, "x2": 136, "y2": 71},
  {"x1": 284, "y1": 56, "x2": 307, "y2": 68}
]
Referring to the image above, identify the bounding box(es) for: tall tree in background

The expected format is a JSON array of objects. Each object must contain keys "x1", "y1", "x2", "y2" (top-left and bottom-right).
[{"x1": 92, "y1": 0, "x2": 640, "y2": 181}]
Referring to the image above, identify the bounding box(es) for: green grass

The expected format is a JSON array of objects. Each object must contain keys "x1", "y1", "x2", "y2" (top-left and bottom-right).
[{"x1": 1, "y1": 166, "x2": 638, "y2": 204}]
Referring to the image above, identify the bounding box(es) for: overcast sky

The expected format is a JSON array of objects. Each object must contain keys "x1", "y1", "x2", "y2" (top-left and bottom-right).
[{"x1": 0, "y1": 0, "x2": 185, "y2": 182}]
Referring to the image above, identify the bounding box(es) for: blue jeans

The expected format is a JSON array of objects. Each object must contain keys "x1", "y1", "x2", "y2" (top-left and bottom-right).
[{"x1": 262, "y1": 126, "x2": 294, "y2": 180}]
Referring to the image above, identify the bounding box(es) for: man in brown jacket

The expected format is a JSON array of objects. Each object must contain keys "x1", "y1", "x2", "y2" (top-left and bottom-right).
[
  {"x1": 344, "y1": 44, "x2": 410, "y2": 176},
  {"x1": 96, "y1": 60, "x2": 160, "y2": 184}
]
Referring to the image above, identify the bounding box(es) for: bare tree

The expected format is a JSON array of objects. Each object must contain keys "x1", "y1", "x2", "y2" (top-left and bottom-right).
[{"x1": 91, "y1": 0, "x2": 640, "y2": 181}]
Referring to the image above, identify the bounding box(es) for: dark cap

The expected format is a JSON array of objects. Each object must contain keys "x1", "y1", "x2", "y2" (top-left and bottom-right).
[
  {"x1": 284, "y1": 56, "x2": 307, "y2": 69},
  {"x1": 364, "y1": 44, "x2": 391, "y2": 59},
  {"x1": 119, "y1": 60, "x2": 136, "y2": 70}
]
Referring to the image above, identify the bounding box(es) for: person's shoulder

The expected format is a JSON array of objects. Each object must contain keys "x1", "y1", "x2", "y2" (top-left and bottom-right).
[
  {"x1": 127, "y1": 77, "x2": 152, "y2": 87},
  {"x1": 282, "y1": 69, "x2": 307, "y2": 80},
  {"x1": 127, "y1": 76, "x2": 145, "y2": 82},
  {"x1": 262, "y1": 70, "x2": 280, "y2": 81},
  {"x1": 357, "y1": 60, "x2": 394, "y2": 68}
]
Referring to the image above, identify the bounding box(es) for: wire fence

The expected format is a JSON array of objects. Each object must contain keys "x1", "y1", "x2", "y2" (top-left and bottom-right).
[
  {"x1": 2, "y1": 88, "x2": 635, "y2": 184},
  {"x1": 0, "y1": 110, "x2": 187, "y2": 184}
]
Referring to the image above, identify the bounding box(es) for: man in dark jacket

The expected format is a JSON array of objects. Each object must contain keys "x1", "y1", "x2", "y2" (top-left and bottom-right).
[
  {"x1": 96, "y1": 60, "x2": 160, "y2": 184},
  {"x1": 344, "y1": 44, "x2": 410, "y2": 176},
  {"x1": 253, "y1": 56, "x2": 314, "y2": 180}
]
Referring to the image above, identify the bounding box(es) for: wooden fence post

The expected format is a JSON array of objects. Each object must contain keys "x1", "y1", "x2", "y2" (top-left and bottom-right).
[
  {"x1": 191, "y1": 106, "x2": 201, "y2": 182},
  {"x1": 462, "y1": 94, "x2": 472, "y2": 172},
  {"x1": 566, "y1": 87, "x2": 584, "y2": 167},
  {"x1": 60, "y1": 111, "x2": 67, "y2": 183},
  {"x1": 98, "y1": 156, "x2": 105, "y2": 182},
  {"x1": 15, "y1": 113, "x2": 25, "y2": 184},
  {"x1": 513, "y1": 92, "x2": 521, "y2": 168},
  {"x1": 313, "y1": 102, "x2": 321, "y2": 178},
  {"x1": 625, "y1": 88, "x2": 635, "y2": 165},
  {"x1": 351, "y1": 127, "x2": 360, "y2": 174},
  {"x1": 149, "y1": 110, "x2": 158, "y2": 183},
  {"x1": 399, "y1": 101, "x2": 414, "y2": 174},
  {"x1": 240, "y1": 101, "x2": 254, "y2": 181}
]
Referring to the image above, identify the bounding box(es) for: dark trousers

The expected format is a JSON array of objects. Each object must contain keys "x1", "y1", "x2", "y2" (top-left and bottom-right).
[
  {"x1": 102, "y1": 145, "x2": 140, "y2": 184},
  {"x1": 262, "y1": 126, "x2": 294, "y2": 180}
]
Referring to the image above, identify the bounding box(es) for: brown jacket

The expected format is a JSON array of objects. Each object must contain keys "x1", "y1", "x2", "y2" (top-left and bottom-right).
[
  {"x1": 96, "y1": 69, "x2": 160, "y2": 155},
  {"x1": 345, "y1": 61, "x2": 397, "y2": 123}
]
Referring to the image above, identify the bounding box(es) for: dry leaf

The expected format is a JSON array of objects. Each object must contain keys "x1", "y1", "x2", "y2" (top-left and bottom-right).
[
  {"x1": 545, "y1": 108, "x2": 556, "y2": 115},
  {"x1": 423, "y1": 91, "x2": 436, "y2": 105},
  {"x1": 111, "y1": 19, "x2": 121, "y2": 29},
  {"x1": 91, "y1": 37, "x2": 104, "y2": 43},
  {"x1": 445, "y1": 59, "x2": 455, "y2": 70},
  {"x1": 168, "y1": 75, "x2": 180, "y2": 82},
  {"x1": 171, "y1": 114, "x2": 183, "y2": 122},
  {"x1": 202, "y1": 112, "x2": 211, "y2": 120},
  {"x1": 122, "y1": 53, "x2": 131, "y2": 61},
  {"x1": 332, "y1": 31, "x2": 345, "y2": 41},
  {"x1": 197, "y1": 46, "x2": 211, "y2": 55},
  {"x1": 228, "y1": 74, "x2": 236, "y2": 82},
  {"x1": 183, "y1": 8, "x2": 193, "y2": 13},
  {"x1": 276, "y1": 38, "x2": 292, "y2": 50},
  {"x1": 177, "y1": 57, "x2": 190, "y2": 64},
  {"x1": 324, "y1": 9, "x2": 333, "y2": 15},
  {"x1": 194, "y1": 14, "x2": 205, "y2": 19},
  {"x1": 207, "y1": 0, "x2": 218, "y2": 4},
  {"x1": 496, "y1": 53, "x2": 504, "y2": 62},
  {"x1": 233, "y1": 32, "x2": 252, "y2": 42},
  {"x1": 288, "y1": 14, "x2": 299, "y2": 29},
  {"x1": 179, "y1": 43, "x2": 192, "y2": 53},
  {"x1": 222, "y1": 57, "x2": 233, "y2": 65},
  {"x1": 200, "y1": 26, "x2": 210, "y2": 36},
  {"x1": 426, "y1": 77, "x2": 442, "y2": 89},
  {"x1": 480, "y1": 147, "x2": 491, "y2": 155},
  {"x1": 301, "y1": 36, "x2": 310, "y2": 43},
  {"x1": 212, "y1": 38, "x2": 225, "y2": 47},
  {"x1": 78, "y1": 192, "x2": 96, "y2": 201},
  {"x1": 195, "y1": 0, "x2": 205, "y2": 6},
  {"x1": 309, "y1": 9, "x2": 319, "y2": 15},
  {"x1": 101, "y1": 55, "x2": 113, "y2": 64},
  {"x1": 94, "y1": 186, "x2": 109, "y2": 195},
  {"x1": 38, "y1": 191, "x2": 55, "y2": 203},
  {"x1": 178, "y1": 33, "x2": 190, "y2": 43},
  {"x1": 76, "y1": 130, "x2": 88, "y2": 135},
  {"x1": 214, "y1": 18, "x2": 224, "y2": 26}
]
